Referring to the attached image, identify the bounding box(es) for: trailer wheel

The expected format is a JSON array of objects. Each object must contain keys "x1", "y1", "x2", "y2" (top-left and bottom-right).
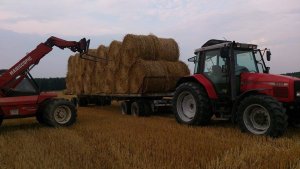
[
  {"x1": 173, "y1": 82, "x2": 212, "y2": 125},
  {"x1": 131, "y1": 101, "x2": 146, "y2": 117},
  {"x1": 43, "y1": 99, "x2": 77, "y2": 127},
  {"x1": 143, "y1": 101, "x2": 153, "y2": 116},
  {"x1": 121, "y1": 101, "x2": 131, "y2": 115},
  {"x1": 237, "y1": 95, "x2": 288, "y2": 137}
]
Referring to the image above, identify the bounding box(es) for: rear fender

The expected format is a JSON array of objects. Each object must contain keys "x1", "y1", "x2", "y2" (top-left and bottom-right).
[{"x1": 176, "y1": 75, "x2": 218, "y2": 99}]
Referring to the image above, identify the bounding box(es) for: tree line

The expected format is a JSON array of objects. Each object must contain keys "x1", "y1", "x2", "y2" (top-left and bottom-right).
[
  {"x1": 34, "y1": 77, "x2": 66, "y2": 91},
  {"x1": 282, "y1": 72, "x2": 300, "y2": 78}
]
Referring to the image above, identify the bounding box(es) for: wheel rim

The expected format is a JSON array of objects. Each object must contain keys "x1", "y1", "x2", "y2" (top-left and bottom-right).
[
  {"x1": 121, "y1": 102, "x2": 127, "y2": 115},
  {"x1": 132, "y1": 103, "x2": 138, "y2": 116},
  {"x1": 53, "y1": 105, "x2": 72, "y2": 124},
  {"x1": 243, "y1": 104, "x2": 271, "y2": 135},
  {"x1": 176, "y1": 91, "x2": 196, "y2": 122}
]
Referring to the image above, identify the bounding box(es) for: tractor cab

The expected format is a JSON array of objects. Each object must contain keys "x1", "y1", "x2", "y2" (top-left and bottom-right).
[{"x1": 191, "y1": 39, "x2": 271, "y2": 99}]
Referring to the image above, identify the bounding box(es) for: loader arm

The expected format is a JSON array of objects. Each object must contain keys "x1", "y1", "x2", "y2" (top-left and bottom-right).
[{"x1": 0, "y1": 36, "x2": 89, "y2": 96}]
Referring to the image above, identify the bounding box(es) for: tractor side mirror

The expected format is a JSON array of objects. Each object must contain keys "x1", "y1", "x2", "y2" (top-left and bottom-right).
[
  {"x1": 220, "y1": 47, "x2": 229, "y2": 58},
  {"x1": 266, "y1": 51, "x2": 271, "y2": 61},
  {"x1": 188, "y1": 56, "x2": 197, "y2": 63}
]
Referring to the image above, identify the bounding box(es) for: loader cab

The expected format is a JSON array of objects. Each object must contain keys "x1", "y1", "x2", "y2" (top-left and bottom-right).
[
  {"x1": 0, "y1": 70, "x2": 39, "y2": 97},
  {"x1": 191, "y1": 39, "x2": 269, "y2": 99}
]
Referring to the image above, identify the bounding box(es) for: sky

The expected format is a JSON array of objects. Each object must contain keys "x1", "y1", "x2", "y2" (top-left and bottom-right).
[{"x1": 0, "y1": 0, "x2": 299, "y2": 77}]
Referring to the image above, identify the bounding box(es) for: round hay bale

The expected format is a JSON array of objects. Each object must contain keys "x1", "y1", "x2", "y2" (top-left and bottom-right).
[
  {"x1": 66, "y1": 55, "x2": 75, "y2": 94},
  {"x1": 108, "y1": 41, "x2": 122, "y2": 60},
  {"x1": 165, "y1": 61, "x2": 190, "y2": 91},
  {"x1": 97, "y1": 45, "x2": 108, "y2": 60},
  {"x1": 129, "y1": 60, "x2": 168, "y2": 93},
  {"x1": 92, "y1": 62, "x2": 107, "y2": 94},
  {"x1": 115, "y1": 66, "x2": 130, "y2": 94},
  {"x1": 107, "y1": 41, "x2": 122, "y2": 70},
  {"x1": 121, "y1": 34, "x2": 159, "y2": 67},
  {"x1": 156, "y1": 38, "x2": 180, "y2": 61},
  {"x1": 82, "y1": 74, "x2": 92, "y2": 94},
  {"x1": 102, "y1": 68, "x2": 115, "y2": 94}
]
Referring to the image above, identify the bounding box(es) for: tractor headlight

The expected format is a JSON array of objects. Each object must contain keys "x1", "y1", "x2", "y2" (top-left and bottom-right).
[{"x1": 297, "y1": 91, "x2": 300, "y2": 97}]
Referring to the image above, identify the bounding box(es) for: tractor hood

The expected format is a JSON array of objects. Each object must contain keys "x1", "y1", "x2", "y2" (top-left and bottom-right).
[
  {"x1": 241, "y1": 73, "x2": 300, "y2": 84},
  {"x1": 240, "y1": 73, "x2": 300, "y2": 102}
]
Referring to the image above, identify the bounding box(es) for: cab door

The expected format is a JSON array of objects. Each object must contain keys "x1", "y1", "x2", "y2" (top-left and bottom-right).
[{"x1": 202, "y1": 49, "x2": 229, "y2": 96}]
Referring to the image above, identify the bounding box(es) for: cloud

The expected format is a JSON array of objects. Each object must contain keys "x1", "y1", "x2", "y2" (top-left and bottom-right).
[{"x1": 0, "y1": 0, "x2": 300, "y2": 76}]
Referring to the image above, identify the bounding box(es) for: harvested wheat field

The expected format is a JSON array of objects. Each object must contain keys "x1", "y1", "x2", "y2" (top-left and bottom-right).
[{"x1": 1, "y1": 100, "x2": 300, "y2": 169}]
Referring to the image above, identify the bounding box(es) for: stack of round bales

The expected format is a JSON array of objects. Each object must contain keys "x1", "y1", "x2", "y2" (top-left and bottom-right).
[
  {"x1": 115, "y1": 34, "x2": 188, "y2": 94},
  {"x1": 66, "y1": 34, "x2": 190, "y2": 95}
]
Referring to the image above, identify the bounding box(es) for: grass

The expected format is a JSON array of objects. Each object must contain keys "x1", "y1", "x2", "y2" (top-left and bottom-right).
[{"x1": 0, "y1": 101, "x2": 300, "y2": 169}]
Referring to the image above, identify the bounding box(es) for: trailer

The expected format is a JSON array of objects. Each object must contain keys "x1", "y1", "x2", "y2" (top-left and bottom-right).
[{"x1": 75, "y1": 76, "x2": 175, "y2": 116}]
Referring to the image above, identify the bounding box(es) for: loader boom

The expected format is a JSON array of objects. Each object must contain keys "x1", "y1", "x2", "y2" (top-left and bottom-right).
[{"x1": 0, "y1": 36, "x2": 88, "y2": 96}]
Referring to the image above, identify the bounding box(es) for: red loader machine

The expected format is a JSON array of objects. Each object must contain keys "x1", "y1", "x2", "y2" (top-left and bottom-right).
[
  {"x1": 0, "y1": 36, "x2": 89, "y2": 127},
  {"x1": 173, "y1": 39, "x2": 300, "y2": 137}
]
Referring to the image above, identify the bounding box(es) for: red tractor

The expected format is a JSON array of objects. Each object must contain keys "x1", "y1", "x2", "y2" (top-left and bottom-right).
[
  {"x1": 0, "y1": 36, "x2": 89, "y2": 127},
  {"x1": 173, "y1": 39, "x2": 300, "y2": 137}
]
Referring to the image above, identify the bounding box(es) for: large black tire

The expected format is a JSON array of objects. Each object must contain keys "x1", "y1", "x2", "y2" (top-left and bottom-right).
[
  {"x1": 237, "y1": 95, "x2": 288, "y2": 137},
  {"x1": 143, "y1": 101, "x2": 153, "y2": 116},
  {"x1": 173, "y1": 82, "x2": 212, "y2": 125},
  {"x1": 42, "y1": 99, "x2": 77, "y2": 127},
  {"x1": 121, "y1": 101, "x2": 131, "y2": 115},
  {"x1": 36, "y1": 99, "x2": 52, "y2": 124}
]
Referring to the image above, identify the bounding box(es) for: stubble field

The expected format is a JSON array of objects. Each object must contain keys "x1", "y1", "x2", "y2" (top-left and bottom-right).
[{"x1": 0, "y1": 101, "x2": 300, "y2": 169}]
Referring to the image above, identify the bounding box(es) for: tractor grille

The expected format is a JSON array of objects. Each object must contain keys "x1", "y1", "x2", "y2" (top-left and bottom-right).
[{"x1": 295, "y1": 81, "x2": 300, "y2": 102}]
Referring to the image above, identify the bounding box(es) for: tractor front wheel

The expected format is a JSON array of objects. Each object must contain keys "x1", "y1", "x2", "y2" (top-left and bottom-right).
[
  {"x1": 43, "y1": 99, "x2": 77, "y2": 127},
  {"x1": 173, "y1": 82, "x2": 212, "y2": 125},
  {"x1": 237, "y1": 95, "x2": 288, "y2": 137}
]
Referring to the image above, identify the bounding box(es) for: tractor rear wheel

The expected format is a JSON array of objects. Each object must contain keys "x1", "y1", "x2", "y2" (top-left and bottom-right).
[
  {"x1": 43, "y1": 99, "x2": 77, "y2": 127},
  {"x1": 173, "y1": 82, "x2": 212, "y2": 125},
  {"x1": 237, "y1": 95, "x2": 288, "y2": 137}
]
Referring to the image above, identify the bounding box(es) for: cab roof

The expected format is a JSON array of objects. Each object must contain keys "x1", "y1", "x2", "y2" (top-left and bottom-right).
[{"x1": 194, "y1": 39, "x2": 257, "y2": 54}]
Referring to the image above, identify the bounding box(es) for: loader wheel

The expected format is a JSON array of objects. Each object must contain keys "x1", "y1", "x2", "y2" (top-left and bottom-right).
[
  {"x1": 121, "y1": 101, "x2": 131, "y2": 115},
  {"x1": 237, "y1": 95, "x2": 288, "y2": 137},
  {"x1": 173, "y1": 82, "x2": 212, "y2": 125},
  {"x1": 131, "y1": 101, "x2": 147, "y2": 117},
  {"x1": 43, "y1": 99, "x2": 77, "y2": 127},
  {"x1": 36, "y1": 99, "x2": 52, "y2": 124}
]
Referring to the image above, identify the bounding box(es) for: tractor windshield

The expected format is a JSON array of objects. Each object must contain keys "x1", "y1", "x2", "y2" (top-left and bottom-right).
[{"x1": 234, "y1": 50, "x2": 261, "y2": 74}]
